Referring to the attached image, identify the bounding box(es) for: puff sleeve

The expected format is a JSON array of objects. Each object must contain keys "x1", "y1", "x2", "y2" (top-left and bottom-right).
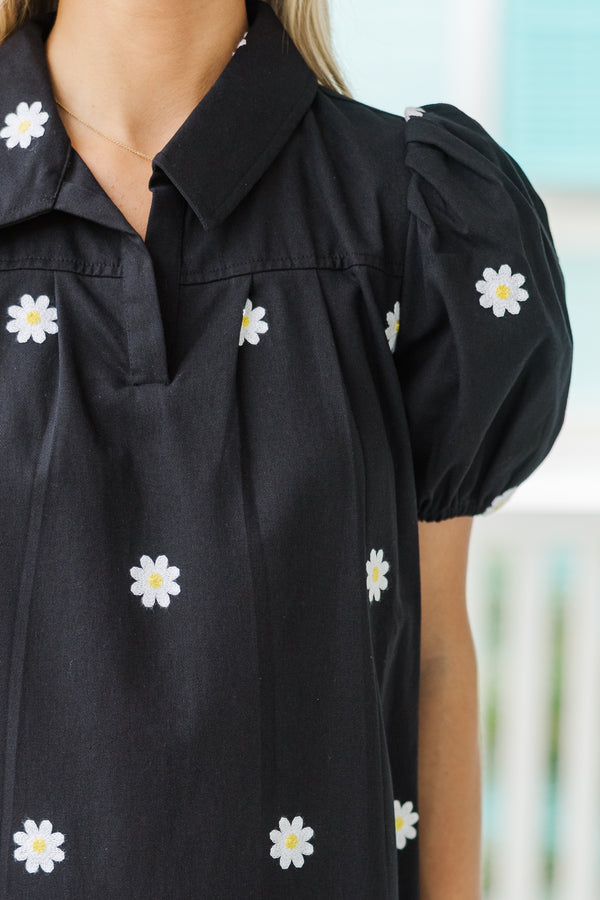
[{"x1": 395, "y1": 103, "x2": 573, "y2": 522}]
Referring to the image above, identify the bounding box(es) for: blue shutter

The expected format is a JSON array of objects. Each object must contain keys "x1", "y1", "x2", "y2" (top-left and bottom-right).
[{"x1": 502, "y1": 0, "x2": 600, "y2": 188}]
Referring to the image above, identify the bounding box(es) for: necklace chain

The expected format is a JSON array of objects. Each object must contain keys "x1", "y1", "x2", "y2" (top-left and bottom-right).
[
  {"x1": 53, "y1": 98, "x2": 154, "y2": 159},
  {"x1": 53, "y1": 29, "x2": 249, "y2": 162}
]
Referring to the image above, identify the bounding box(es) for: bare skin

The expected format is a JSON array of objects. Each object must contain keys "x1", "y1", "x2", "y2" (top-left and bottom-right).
[
  {"x1": 45, "y1": 0, "x2": 249, "y2": 240},
  {"x1": 418, "y1": 516, "x2": 482, "y2": 899}
]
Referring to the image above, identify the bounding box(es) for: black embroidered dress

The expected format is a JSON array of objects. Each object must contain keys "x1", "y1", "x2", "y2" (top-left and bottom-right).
[{"x1": 0, "y1": 1, "x2": 572, "y2": 897}]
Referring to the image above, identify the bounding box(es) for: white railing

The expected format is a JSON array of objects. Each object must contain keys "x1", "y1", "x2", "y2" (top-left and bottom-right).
[{"x1": 467, "y1": 509, "x2": 600, "y2": 900}]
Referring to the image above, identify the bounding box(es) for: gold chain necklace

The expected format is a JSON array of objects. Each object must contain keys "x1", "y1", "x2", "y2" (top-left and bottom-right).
[
  {"x1": 53, "y1": 97, "x2": 154, "y2": 159},
  {"x1": 53, "y1": 29, "x2": 249, "y2": 162}
]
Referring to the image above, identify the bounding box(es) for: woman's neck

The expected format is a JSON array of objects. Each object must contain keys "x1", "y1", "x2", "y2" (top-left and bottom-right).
[{"x1": 45, "y1": 0, "x2": 249, "y2": 153}]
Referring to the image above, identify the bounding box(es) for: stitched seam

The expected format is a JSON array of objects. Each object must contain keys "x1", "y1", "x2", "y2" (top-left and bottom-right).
[
  {"x1": 0, "y1": 260, "x2": 122, "y2": 277},
  {"x1": 190, "y1": 253, "x2": 390, "y2": 263},
  {"x1": 182, "y1": 258, "x2": 403, "y2": 283},
  {"x1": 0, "y1": 256, "x2": 119, "y2": 265},
  {"x1": 0, "y1": 259, "x2": 400, "y2": 280},
  {"x1": 0, "y1": 268, "x2": 122, "y2": 278}
]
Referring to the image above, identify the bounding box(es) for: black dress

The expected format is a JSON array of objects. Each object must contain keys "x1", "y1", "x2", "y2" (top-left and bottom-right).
[{"x1": 0, "y1": 1, "x2": 572, "y2": 897}]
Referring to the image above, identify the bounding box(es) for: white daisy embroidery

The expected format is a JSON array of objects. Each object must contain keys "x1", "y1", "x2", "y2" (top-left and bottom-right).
[
  {"x1": 130, "y1": 554, "x2": 181, "y2": 608},
  {"x1": 366, "y1": 548, "x2": 390, "y2": 603},
  {"x1": 404, "y1": 106, "x2": 425, "y2": 120},
  {"x1": 385, "y1": 300, "x2": 400, "y2": 352},
  {"x1": 6, "y1": 294, "x2": 58, "y2": 343},
  {"x1": 1, "y1": 100, "x2": 49, "y2": 149},
  {"x1": 482, "y1": 486, "x2": 517, "y2": 516},
  {"x1": 476, "y1": 264, "x2": 529, "y2": 317},
  {"x1": 13, "y1": 819, "x2": 65, "y2": 874},
  {"x1": 270, "y1": 815, "x2": 314, "y2": 869},
  {"x1": 239, "y1": 298, "x2": 269, "y2": 346},
  {"x1": 394, "y1": 799, "x2": 419, "y2": 850}
]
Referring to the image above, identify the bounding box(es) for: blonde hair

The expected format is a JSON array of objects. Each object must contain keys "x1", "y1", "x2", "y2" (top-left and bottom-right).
[{"x1": 0, "y1": 0, "x2": 353, "y2": 96}]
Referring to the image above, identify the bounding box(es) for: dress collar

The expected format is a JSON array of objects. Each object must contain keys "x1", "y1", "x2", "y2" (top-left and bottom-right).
[{"x1": 0, "y1": 0, "x2": 318, "y2": 231}]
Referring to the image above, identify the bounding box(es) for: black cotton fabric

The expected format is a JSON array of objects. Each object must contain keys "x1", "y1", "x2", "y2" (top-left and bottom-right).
[{"x1": 0, "y1": 1, "x2": 572, "y2": 897}]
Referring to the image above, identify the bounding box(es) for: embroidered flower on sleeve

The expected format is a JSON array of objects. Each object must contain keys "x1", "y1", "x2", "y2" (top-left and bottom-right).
[
  {"x1": 404, "y1": 106, "x2": 425, "y2": 120},
  {"x1": 1, "y1": 101, "x2": 49, "y2": 149},
  {"x1": 366, "y1": 548, "x2": 390, "y2": 603},
  {"x1": 482, "y1": 486, "x2": 518, "y2": 516},
  {"x1": 476, "y1": 265, "x2": 529, "y2": 317},
  {"x1": 394, "y1": 799, "x2": 419, "y2": 850},
  {"x1": 6, "y1": 294, "x2": 58, "y2": 343},
  {"x1": 269, "y1": 815, "x2": 314, "y2": 869},
  {"x1": 130, "y1": 554, "x2": 181, "y2": 608},
  {"x1": 13, "y1": 819, "x2": 65, "y2": 874},
  {"x1": 239, "y1": 298, "x2": 269, "y2": 346},
  {"x1": 385, "y1": 301, "x2": 400, "y2": 352}
]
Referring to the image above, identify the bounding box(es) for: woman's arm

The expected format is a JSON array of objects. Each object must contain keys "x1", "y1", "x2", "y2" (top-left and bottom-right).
[{"x1": 417, "y1": 516, "x2": 482, "y2": 900}]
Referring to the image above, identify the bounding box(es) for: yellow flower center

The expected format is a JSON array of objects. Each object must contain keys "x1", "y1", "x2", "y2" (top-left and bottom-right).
[
  {"x1": 372, "y1": 566, "x2": 379, "y2": 581},
  {"x1": 18, "y1": 119, "x2": 31, "y2": 133},
  {"x1": 395, "y1": 816, "x2": 404, "y2": 831},
  {"x1": 395, "y1": 320, "x2": 399, "y2": 333},
  {"x1": 242, "y1": 315, "x2": 250, "y2": 328},
  {"x1": 148, "y1": 572, "x2": 163, "y2": 588},
  {"x1": 26, "y1": 310, "x2": 41, "y2": 325},
  {"x1": 32, "y1": 838, "x2": 46, "y2": 854},
  {"x1": 495, "y1": 284, "x2": 510, "y2": 300},
  {"x1": 285, "y1": 834, "x2": 298, "y2": 850}
]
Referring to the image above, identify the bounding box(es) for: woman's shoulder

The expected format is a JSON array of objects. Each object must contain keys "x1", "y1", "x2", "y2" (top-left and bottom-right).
[
  {"x1": 308, "y1": 91, "x2": 559, "y2": 266},
  {"x1": 314, "y1": 90, "x2": 525, "y2": 173},
  {"x1": 309, "y1": 91, "x2": 540, "y2": 211}
]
